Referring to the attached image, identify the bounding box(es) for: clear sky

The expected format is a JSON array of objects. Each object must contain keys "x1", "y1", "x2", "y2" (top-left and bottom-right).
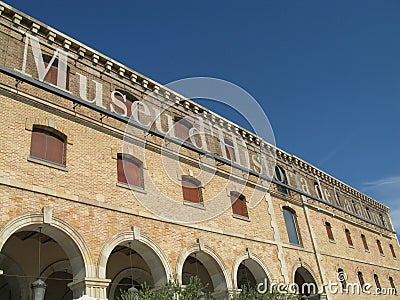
[{"x1": 6, "y1": 1, "x2": 400, "y2": 233}]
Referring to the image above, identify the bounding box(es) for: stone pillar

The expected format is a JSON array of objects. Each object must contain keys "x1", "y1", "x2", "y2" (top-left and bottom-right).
[{"x1": 68, "y1": 278, "x2": 111, "y2": 300}]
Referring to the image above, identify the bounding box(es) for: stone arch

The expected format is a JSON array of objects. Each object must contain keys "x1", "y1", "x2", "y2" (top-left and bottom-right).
[
  {"x1": 0, "y1": 213, "x2": 95, "y2": 280},
  {"x1": 176, "y1": 243, "x2": 233, "y2": 292},
  {"x1": 40, "y1": 259, "x2": 71, "y2": 280},
  {"x1": 108, "y1": 268, "x2": 152, "y2": 298},
  {"x1": 291, "y1": 261, "x2": 319, "y2": 298},
  {"x1": 0, "y1": 253, "x2": 29, "y2": 299},
  {"x1": 232, "y1": 251, "x2": 272, "y2": 289},
  {"x1": 97, "y1": 230, "x2": 173, "y2": 287}
]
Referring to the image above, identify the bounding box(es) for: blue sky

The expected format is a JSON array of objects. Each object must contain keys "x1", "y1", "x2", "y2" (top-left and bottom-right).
[{"x1": 6, "y1": 1, "x2": 400, "y2": 233}]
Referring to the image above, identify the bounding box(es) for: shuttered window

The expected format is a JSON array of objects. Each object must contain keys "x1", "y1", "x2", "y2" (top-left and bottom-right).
[
  {"x1": 114, "y1": 89, "x2": 139, "y2": 117},
  {"x1": 345, "y1": 229, "x2": 353, "y2": 246},
  {"x1": 374, "y1": 274, "x2": 381, "y2": 290},
  {"x1": 230, "y1": 192, "x2": 248, "y2": 218},
  {"x1": 361, "y1": 234, "x2": 369, "y2": 251},
  {"x1": 390, "y1": 244, "x2": 396, "y2": 258},
  {"x1": 43, "y1": 55, "x2": 69, "y2": 88},
  {"x1": 30, "y1": 126, "x2": 66, "y2": 165},
  {"x1": 377, "y1": 240, "x2": 384, "y2": 255},
  {"x1": 117, "y1": 154, "x2": 143, "y2": 188},
  {"x1": 174, "y1": 117, "x2": 192, "y2": 142},
  {"x1": 325, "y1": 222, "x2": 334, "y2": 241},
  {"x1": 225, "y1": 139, "x2": 236, "y2": 161},
  {"x1": 314, "y1": 181, "x2": 323, "y2": 199},
  {"x1": 182, "y1": 176, "x2": 202, "y2": 204}
]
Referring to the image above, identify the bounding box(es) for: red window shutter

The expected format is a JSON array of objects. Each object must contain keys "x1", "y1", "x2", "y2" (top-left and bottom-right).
[
  {"x1": 30, "y1": 130, "x2": 46, "y2": 160},
  {"x1": 345, "y1": 230, "x2": 353, "y2": 246},
  {"x1": 225, "y1": 144, "x2": 236, "y2": 161},
  {"x1": 46, "y1": 133, "x2": 64, "y2": 165},
  {"x1": 390, "y1": 244, "x2": 396, "y2": 258},
  {"x1": 325, "y1": 223, "x2": 334, "y2": 240},
  {"x1": 175, "y1": 118, "x2": 191, "y2": 142},
  {"x1": 117, "y1": 155, "x2": 143, "y2": 188},
  {"x1": 182, "y1": 177, "x2": 201, "y2": 203},
  {"x1": 231, "y1": 194, "x2": 247, "y2": 217},
  {"x1": 361, "y1": 235, "x2": 369, "y2": 251},
  {"x1": 377, "y1": 240, "x2": 383, "y2": 254},
  {"x1": 44, "y1": 62, "x2": 58, "y2": 85}
]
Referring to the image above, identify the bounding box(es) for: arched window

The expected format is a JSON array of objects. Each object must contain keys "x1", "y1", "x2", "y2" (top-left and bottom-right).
[
  {"x1": 389, "y1": 244, "x2": 396, "y2": 258},
  {"x1": 314, "y1": 181, "x2": 323, "y2": 199},
  {"x1": 344, "y1": 229, "x2": 353, "y2": 247},
  {"x1": 389, "y1": 276, "x2": 397, "y2": 294},
  {"x1": 230, "y1": 192, "x2": 248, "y2": 218},
  {"x1": 117, "y1": 153, "x2": 144, "y2": 189},
  {"x1": 182, "y1": 175, "x2": 202, "y2": 204},
  {"x1": 325, "y1": 222, "x2": 334, "y2": 241},
  {"x1": 282, "y1": 207, "x2": 301, "y2": 246},
  {"x1": 377, "y1": 240, "x2": 384, "y2": 255},
  {"x1": 224, "y1": 139, "x2": 236, "y2": 161},
  {"x1": 30, "y1": 126, "x2": 66, "y2": 165},
  {"x1": 337, "y1": 268, "x2": 347, "y2": 290},
  {"x1": 357, "y1": 271, "x2": 365, "y2": 291},
  {"x1": 374, "y1": 274, "x2": 381, "y2": 290},
  {"x1": 174, "y1": 117, "x2": 192, "y2": 142},
  {"x1": 43, "y1": 54, "x2": 70, "y2": 88},
  {"x1": 275, "y1": 166, "x2": 289, "y2": 195},
  {"x1": 361, "y1": 234, "x2": 369, "y2": 251},
  {"x1": 114, "y1": 89, "x2": 139, "y2": 117}
]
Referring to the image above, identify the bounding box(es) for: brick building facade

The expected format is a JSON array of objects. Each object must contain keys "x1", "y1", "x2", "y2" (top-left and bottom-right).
[{"x1": 0, "y1": 2, "x2": 398, "y2": 299}]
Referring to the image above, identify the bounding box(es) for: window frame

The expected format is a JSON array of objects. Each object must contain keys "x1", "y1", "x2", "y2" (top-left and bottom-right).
[
  {"x1": 174, "y1": 117, "x2": 193, "y2": 142},
  {"x1": 361, "y1": 234, "x2": 369, "y2": 251},
  {"x1": 30, "y1": 125, "x2": 67, "y2": 166},
  {"x1": 325, "y1": 222, "x2": 334, "y2": 241},
  {"x1": 43, "y1": 54, "x2": 70, "y2": 88},
  {"x1": 282, "y1": 207, "x2": 302, "y2": 246},
  {"x1": 230, "y1": 191, "x2": 249, "y2": 218},
  {"x1": 377, "y1": 239, "x2": 384, "y2": 255},
  {"x1": 117, "y1": 153, "x2": 144, "y2": 189},
  {"x1": 344, "y1": 229, "x2": 353, "y2": 247},
  {"x1": 389, "y1": 244, "x2": 396, "y2": 258},
  {"x1": 275, "y1": 165, "x2": 289, "y2": 195},
  {"x1": 181, "y1": 175, "x2": 203, "y2": 205}
]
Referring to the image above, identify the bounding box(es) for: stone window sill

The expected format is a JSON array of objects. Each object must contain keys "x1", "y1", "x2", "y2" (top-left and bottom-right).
[
  {"x1": 116, "y1": 182, "x2": 146, "y2": 194},
  {"x1": 232, "y1": 214, "x2": 250, "y2": 222},
  {"x1": 28, "y1": 156, "x2": 67, "y2": 172},
  {"x1": 183, "y1": 200, "x2": 205, "y2": 210}
]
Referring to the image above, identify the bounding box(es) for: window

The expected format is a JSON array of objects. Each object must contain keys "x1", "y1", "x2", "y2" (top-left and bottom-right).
[
  {"x1": 352, "y1": 200, "x2": 359, "y2": 215},
  {"x1": 43, "y1": 54, "x2": 69, "y2": 88},
  {"x1": 182, "y1": 175, "x2": 202, "y2": 204},
  {"x1": 345, "y1": 229, "x2": 353, "y2": 247},
  {"x1": 361, "y1": 234, "x2": 369, "y2": 251},
  {"x1": 365, "y1": 207, "x2": 371, "y2": 220},
  {"x1": 314, "y1": 181, "x2": 323, "y2": 199},
  {"x1": 389, "y1": 277, "x2": 397, "y2": 294},
  {"x1": 30, "y1": 126, "x2": 66, "y2": 165},
  {"x1": 174, "y1": 117, "x2": 192, "y2": 142},
  {"x1": 114, "y1": 89, "x2": 139, "y2": 117},
  {"x1": 224, "y1": 139, "x2": 236, "y2": 161},
  {"x1": 325, "y1": 222, "x2": 334, "y2": 241},
  {"x1": 390, "y1": 244, "x2": 396, "y2": 258},
  {"x1": 374, "y1": 274, "x2": 381, "y2": 290},
  {"x1": 230, "y1": 192, "x2": 248, "y2": 218},
  {"x1": 275, "y1": 166, "x2": 289, "y2": 195},
  {"x1": 379, "y1": 214, "x2": 386, "y2": 227},
  {"x1": 337, "y1": 268, "x2": 347, "y2": 291},
  {"x1": 377, "y1": 240, "x2": 384, "y2": 255},
  {"x1": 357, "y1": 272, "x2": 365, "y2": 290},
  {"x1": 283, "y1": 207, "x2": 301, "y2": 246},
  {"x1": 117, "y1": 153, "x2": 143, "y2": 189}
]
